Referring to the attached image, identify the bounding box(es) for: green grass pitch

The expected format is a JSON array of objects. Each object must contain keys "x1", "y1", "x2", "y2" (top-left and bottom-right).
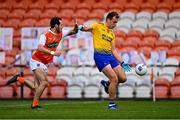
[{"x1": 0, "y1": 100, "x2": 180, "y2": 119}]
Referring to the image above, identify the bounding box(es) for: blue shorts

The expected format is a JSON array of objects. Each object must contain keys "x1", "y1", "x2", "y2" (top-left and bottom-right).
[{"x1": 94, "y1": 52, "x2": 119, "y2": 72}]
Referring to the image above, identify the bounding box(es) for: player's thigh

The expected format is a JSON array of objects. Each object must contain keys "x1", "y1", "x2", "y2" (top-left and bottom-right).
[
  {"x1": 33, "y1": 68, "x2": 48, "y2": 84},
  {"x1": 102, "y1": 64, "x2": 118, "y2": 83},
  {"x1": 34, "y1": 75, "x2": 39, "y2": 88},
  {"x1": 113, "y1": 65, "x2": 127, "y2": 83}
]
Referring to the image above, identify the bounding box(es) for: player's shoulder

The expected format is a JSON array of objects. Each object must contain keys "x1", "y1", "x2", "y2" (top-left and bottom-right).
[
  {"x1": 97, "y1": 23, "x2": 104, "y2": 26},
  {"x1": 42, "y1": 30, "x2": 50, "y2": 36},
  {"x1": 91, "y1": 22, "x2": 102, "y2": 26},
  {"x1": 43, "y1": 30, "x2": 49, "y2": 34},
  {"x1": 91, "y1": 23, "x2": 104, "y2": 29}
]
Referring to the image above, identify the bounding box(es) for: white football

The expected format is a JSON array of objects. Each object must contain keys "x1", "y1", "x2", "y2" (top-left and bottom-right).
[{"x1": 135, "y1": 63, "x2": 147, "y2": 76}]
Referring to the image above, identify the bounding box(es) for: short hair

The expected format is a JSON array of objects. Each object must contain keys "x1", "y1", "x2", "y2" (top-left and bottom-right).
[
  {"x1": 106, "y1": 12, "x2": 119, "y2": 21},
  {"x1": 50, "y1": 17, "x2": 62, "y2": 28}
]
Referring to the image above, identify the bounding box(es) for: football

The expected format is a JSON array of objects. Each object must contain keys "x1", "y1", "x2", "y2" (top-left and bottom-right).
[{"x1": 135, "y1": 63, "x2": 147, "y2": 76}]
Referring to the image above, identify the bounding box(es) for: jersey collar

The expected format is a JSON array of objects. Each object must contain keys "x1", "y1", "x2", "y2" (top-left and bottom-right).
[{"x1": 49, "y1": 29, "x2": 60, "y2": 35}]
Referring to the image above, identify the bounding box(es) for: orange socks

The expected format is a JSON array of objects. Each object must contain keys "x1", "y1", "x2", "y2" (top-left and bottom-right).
[
  {"x1": 17, "y1": 77, "x2": 25, "y2": 83},
  {"x1": 32, "y1": 99, "x2": 39, "y2": 107}
]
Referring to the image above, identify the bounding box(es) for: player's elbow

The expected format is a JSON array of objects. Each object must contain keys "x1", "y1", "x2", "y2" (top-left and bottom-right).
[
  {"x1": 37, "y1": 45, "x2": 44, "y2": 52},
  {"x1": 74, "y1": 29, "x2": 78, "y2": 34}
]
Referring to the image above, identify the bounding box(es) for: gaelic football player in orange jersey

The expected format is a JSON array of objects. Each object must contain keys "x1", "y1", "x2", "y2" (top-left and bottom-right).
[{"x1": 6, "y1": 16, "x2": 79, "y2": 110}]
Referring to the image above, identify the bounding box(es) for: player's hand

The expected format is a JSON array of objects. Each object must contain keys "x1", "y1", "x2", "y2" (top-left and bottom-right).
[
  {"x1": 73, "y1": 23, "x2": 78, "y2": 33},
  {"x1": 54, "y1": 51, "x2": 62, "y2": 56},
  {"x1": 78, "y1": 25, "x2": 84, "y2": 31},
  {"x1": 121, "y1": 61, "x2": 131, "y2": 72},
  {"x1": 73, "y1": 17, "x2": 78, "y2": 33},
  {"x1": 68, "y1": 46, "x2": 76, "y2": 50},
  {"x1": 62, "y1": 47, "x2": 75, "y2": 52},
  {"x1": 54, "y1": 47, "x2": 75, "y2": 56},
  {"x1": 61, "y1": 48, "x2": 71, "y2": 53}
]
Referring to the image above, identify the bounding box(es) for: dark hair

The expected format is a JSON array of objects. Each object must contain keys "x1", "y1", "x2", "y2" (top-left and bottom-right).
[
  {"x1": 50, "y1": 17, "x2": 62, "y2": 28},
  {"x1": 106, "y1": 11, "x2": 119, "y2": 21}
]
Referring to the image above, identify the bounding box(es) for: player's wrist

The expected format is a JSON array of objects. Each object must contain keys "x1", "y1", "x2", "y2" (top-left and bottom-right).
[
  {"x1": 50, "y1": 51, "x2": 55, "y2": 55},
  {"x1": 120, "y1": 61, "x2": 124, "y2": 66},
  {"x1": 78, "y1": 25, "x2": 84, "y2": 31}
]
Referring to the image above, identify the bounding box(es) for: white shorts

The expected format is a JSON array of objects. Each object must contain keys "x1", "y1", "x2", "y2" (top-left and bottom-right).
[{"x1": 29, "y1": 59, "x2": 48, "y2": 73}]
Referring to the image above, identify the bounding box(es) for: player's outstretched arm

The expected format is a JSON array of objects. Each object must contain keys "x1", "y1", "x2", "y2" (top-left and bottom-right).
[
  {"x1": 37, "y1": 44, "x2": 74, "y2": 56},
  {"x1": 64, "y1": 17, "x2": 80, "y2": 37},
  {"x1": 53, "y1": 47, "x2": 75, "y2": 56},
  {"x1": 65, "y1": 24, "x2": 79, "y2": 37},
  {"x1": 38, "y1": 44, "x2": 54, "y2": 55}
]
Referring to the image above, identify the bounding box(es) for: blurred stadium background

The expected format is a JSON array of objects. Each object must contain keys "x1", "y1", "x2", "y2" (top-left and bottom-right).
[{"x1": 0, "y1": 0, "x2": 180, "y2": 101}]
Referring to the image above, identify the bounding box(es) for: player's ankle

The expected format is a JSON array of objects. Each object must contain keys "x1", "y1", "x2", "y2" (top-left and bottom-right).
[
  {"x1": 32, "y1": 99, "x2": 39, "y2": 107},
  {"x1": 109, "y1": 100, "x2": 116, "y2": 104},
  {"x1": 17, "y1": 77, "x2": 25, "y2": 83}
]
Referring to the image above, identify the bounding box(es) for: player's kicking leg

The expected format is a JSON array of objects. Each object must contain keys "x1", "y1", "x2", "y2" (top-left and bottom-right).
[
  {"x1": 6, "y1": 73, "x2": 35, "y2": 91},
  {"x1": 6, "y1": 74, "x2": 21, "y2": 85},
  {"x1": 6, "y1": 69, "x2": 49, "y2": 110},
  {"x1": 113, "y1": 65, "x2": 127, "y2": 84}
]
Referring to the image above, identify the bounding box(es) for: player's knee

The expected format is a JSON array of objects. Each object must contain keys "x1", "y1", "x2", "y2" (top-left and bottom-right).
[
  {"x1": 42, "y1": 81, "x2": 49, "y2": 87},
  {"x1": 110, "y1": 76, "x2": 118, "y2": 85},
  {"x1": 119, "y1": 76, "x2": 127, "y2": 83},
  {"x1": 31, "y1": 87, "x2": 36, "y2": 91}
]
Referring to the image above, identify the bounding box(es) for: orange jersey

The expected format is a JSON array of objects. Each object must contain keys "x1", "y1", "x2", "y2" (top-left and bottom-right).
[{"x1": 32, "y1": 30, "x2": 62, "y2": 64}]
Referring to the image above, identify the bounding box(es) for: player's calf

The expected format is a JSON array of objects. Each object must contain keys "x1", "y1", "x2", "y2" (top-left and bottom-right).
[
  {"x1": 6, "y1": 74, "x2": 25, "y2": 85},
  {"x1": 6, "y1": 74, "x2": 20, "y2": 85},
  {"x1": 118, "y1": 77, "x2": 127, "y2": 83}
]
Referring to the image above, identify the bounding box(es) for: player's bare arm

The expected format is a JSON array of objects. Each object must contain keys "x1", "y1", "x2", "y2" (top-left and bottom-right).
[
  {"x1": 37, "y1": 44, "x2": 53, "y2": 55},
  {"x1": 111, "y1": 41, "x2": 131, "y2": 72},
  {"x1": 54, "y1": 47, "x2": 74, "y2": 56},
  {"x1": 64, "y1": 17, "x2": 79, "y2": 37},
  {"x1": 65, "y1": 24, "x2": 79, "y2": 37},
  {"x1": 111, "y1": 42, "x2": 123, "y2": 64},
  {"x1": 37, "y1": 44, "x2": 73, "y2": 56}
]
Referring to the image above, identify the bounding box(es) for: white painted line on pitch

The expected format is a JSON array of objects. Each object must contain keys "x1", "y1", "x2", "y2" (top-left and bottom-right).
[{"x1": 0, "y1": 101, "x2": 101, "y2": 108}]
